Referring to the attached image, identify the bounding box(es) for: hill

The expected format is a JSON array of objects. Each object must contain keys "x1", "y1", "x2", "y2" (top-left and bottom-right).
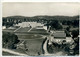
[{"x1": 3, "y1": 15, "x2": 79, "y2": 21}]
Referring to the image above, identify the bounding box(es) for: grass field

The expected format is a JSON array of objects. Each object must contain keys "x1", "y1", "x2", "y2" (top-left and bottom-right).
[
  {"x1": 11, "y1": 48, "x2": 27, "y2": 54},
  {"x1": 17, "y1": 34, "x2": 43, "y2": 39},
  {"x1": 21, "y1": 38, "x2": 45, "y2": 56},
  {"x1": 15, "y1": 27, "x2": 31, "y2": 32},
  {"x1": 3, "y1": 29, "x2": 15, "y2": 32},
  {"x1": 14, "y1": 27, "x2": 49, "y2": 55}
]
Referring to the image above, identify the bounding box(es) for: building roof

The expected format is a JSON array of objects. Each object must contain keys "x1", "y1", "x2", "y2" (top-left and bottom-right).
[{"x1": 53, "y1": 31, "x2": 66, "y2": 38}]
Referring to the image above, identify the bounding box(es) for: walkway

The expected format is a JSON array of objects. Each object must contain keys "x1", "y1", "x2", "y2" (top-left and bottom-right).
[
  {"x1": 43, "y1": 38, "x2": 49, "y2": 54},
  {"x1": 2, "y1": 48, "x2": 28, "y2": 56}
]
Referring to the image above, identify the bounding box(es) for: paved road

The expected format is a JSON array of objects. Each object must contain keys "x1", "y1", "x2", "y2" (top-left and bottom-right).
[
  {"x1": 28, "y1": 27, "x2": 33, "y2": 32},
  {"x1": 14, "y1": 27, "x2": 21, "y2": 32},
  {"x1": 43, "y1": 38, "x2": 49, "y2": 54},
  {"x1": 2, "y1": 48, "x2": 28, "y2": 56}
]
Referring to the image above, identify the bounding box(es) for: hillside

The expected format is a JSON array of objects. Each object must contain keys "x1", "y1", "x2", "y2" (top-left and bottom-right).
[{"x1": 3, "y1": 15, "x2": 79, "y2": 21}]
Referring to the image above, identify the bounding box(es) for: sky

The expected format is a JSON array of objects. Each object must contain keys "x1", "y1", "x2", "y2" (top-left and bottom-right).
[{"x1": 2, "y1": 2, "x2": 80, "y2": 17}]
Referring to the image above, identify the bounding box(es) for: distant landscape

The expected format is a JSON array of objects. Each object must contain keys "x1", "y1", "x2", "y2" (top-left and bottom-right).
[
  {"x1": 3, "y1": 15, "x2": 79, "y2": 28},
  {"x1": 2, "y1": 15, "x2": 79, "y2": 56}
]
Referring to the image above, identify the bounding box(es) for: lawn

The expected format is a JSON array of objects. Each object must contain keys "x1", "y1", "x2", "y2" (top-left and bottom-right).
[
  {"x1": 3, "y1": 29, "x2": 15, "y2": 32},
  {"x1": 11, "y1": 48, "x2": 27, "y2": 54},
  {"x1": 15, "y1": 27, "x2": 31, "y2": 32},
  {"x1": 23, "y1": 38, "x2": 45, "y2": 56},
  {"x1": 17, "y1": 34, "x2": 43, "y2": 39}
]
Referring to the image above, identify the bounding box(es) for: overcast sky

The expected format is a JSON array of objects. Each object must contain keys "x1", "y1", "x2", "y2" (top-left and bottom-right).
[{"x1": 2, "y1": 2, "x2": 80, "y2": 17}]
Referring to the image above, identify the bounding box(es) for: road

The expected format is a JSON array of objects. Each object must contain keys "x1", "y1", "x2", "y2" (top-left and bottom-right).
[
  {"x1": 43, "y1": 38, "x2": 49, "y2": 54},
  {"x1": 2, "y1": 48, "x2": 28, "y2": 56}
]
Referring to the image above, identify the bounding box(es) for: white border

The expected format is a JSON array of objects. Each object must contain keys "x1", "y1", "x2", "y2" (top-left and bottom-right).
[
  {"x1": 0, "y1": 0, "x2": 2, "y2": 57},
  {"x1": 1, "y1": 0, "x2": 80, "y2": 2}
]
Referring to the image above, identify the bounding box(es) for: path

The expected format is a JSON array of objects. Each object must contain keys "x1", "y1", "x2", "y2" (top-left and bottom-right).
[
  {"x1": 2, "y1": 48, "x2": 28, "y2": 56},
  {"x1": 28, "y1": 28, "x2": 33, "y2": 32},
  {"x1": 43, "y1": 38, "x2": 49, "y2": 54}
]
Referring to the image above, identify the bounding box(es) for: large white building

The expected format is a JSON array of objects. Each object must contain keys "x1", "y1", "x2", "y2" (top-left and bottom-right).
[{"x1": 14, "y1": 22, "x2": 47, "y2": 30}]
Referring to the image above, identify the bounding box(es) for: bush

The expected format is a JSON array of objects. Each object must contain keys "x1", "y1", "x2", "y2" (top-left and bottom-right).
[
  {"x1": 65, "y1": 30, "x2": 71, "y2": 37},
  {"x1": 2, "y1": 32, "x2": 19, "y2": 49},
  {"x1": 71, "y1": 29, "x2": 79, "y2": 38}
]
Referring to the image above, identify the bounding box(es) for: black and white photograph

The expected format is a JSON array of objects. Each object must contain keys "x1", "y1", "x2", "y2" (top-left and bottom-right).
[{"x1": 2, "y1": 2, "x2": 79, "y2": 56}]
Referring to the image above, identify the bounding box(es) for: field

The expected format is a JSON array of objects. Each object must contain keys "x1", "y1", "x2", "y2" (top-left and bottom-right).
[
  {"x1": 15, "y1": 27, "x2": 31, "y2": 32},
  {"x1": 3, "y1": 29, "x2": 15, "y2": 32},
  {"x1": 17, "y1": 34, "x2": 43, "y2": 39},
  {"x1": 22, "y1": 38, "x2": 45, "y2": 55}
]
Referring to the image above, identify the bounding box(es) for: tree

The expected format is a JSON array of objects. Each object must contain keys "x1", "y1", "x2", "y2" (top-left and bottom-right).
[
  {"x1": 49, "y1": 20, "x2": 63, "y2": 30},
  {"x1": 71, "y1": 29, "x2": 79, "y2": 55},
  {"x1": 71, "y1": 29, "x2": 79, "y2": 38},
  {"x1": 66, "y1": 26, "x2": 71, "y2": 31},
  {"x1": 65, "y1": 30, "x2": 71, "y2": 37},
  {"x1": 72, "y1": 20, "x2": 79, "y2": 27},
  {"x1": 2, "y1": 32, "x2": 19, "y2": 49},
  {"x1": 73, "y1": 37, "x2": 79, "y2": 55}
]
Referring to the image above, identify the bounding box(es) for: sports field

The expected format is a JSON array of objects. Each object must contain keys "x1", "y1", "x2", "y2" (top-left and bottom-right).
[{"x1": 24, "y1": 38, "x2": 45, "y2": 55}]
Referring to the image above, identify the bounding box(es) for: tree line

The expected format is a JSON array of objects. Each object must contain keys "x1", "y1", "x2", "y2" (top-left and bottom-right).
[{"x1": 2, "y1": 15, "x2": 79, "y2": 28}]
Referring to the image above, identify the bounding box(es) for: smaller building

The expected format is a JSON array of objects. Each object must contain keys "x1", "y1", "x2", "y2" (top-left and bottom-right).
[
  {"x1": 50, "y1": 31, "x2": 66, "y2": 44},
  {"x1": 2, "y1": 26, "x2": 6, "y2": 29},
  {"x1": 14, "y1": 22, "x2": 44, "y2": 28},
  {"x1": 53, "y1": 31, "x2": 66, "y2": 43},
  {"x1": 66, "y1": 37, "x2": 74, "y2": 43},
  {"x1": 50, "y1": 31, "x2": 73, "y2": 44}
]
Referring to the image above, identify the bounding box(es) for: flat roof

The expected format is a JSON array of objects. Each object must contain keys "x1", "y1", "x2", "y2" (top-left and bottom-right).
[{"x1": 53, "y1": 31, "x2": 66, "y2": 38}]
